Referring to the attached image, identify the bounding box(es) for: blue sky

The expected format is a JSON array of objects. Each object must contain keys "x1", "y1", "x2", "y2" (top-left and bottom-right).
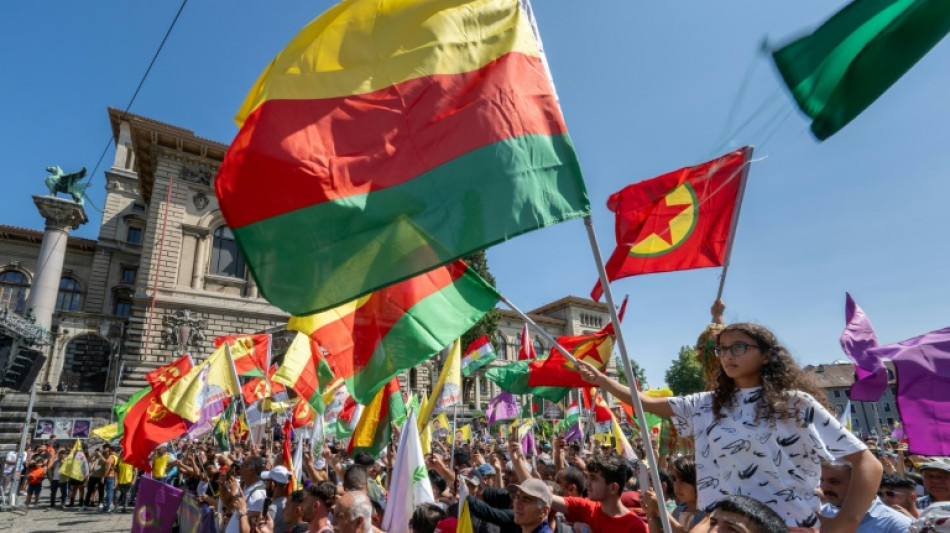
[{"x1": 2, "y1": 1, "x2": 948, "y2": 387}]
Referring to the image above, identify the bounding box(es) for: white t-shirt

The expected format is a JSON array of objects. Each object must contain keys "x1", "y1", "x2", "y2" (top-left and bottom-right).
[
  {"x1": 4, "y1": 451, "x2": 17, "y2": 476},
  {"x1": 225, "y1": 480, "x2": 267, "y2": 533},
  {"x1": 668, "y1": 387, "x2": 865, "y2": 528}
]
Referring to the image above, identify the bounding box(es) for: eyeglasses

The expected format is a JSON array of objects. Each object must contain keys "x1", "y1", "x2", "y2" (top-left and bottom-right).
[
  {"x1": 877, "y1": 490, "x2": 911, "y2": 498},
  {"x1": 714, "y1": 342, "x2": 761, "y2": 357}
]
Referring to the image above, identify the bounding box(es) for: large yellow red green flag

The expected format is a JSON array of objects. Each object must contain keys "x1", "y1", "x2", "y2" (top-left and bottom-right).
[{"x1": 216, "y1": 0, "x2": 589, "y2": 316}]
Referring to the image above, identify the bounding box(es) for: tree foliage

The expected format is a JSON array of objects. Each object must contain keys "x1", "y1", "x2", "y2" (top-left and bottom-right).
[
  {"x1": 461, "y1": 250, "x2": 500, "y2": 349},
  {"x1": 664, "y1": 345, "x2": 705, "y2": 396},
  {"x1": 615, "y1": 356, "x2": 648, "y2": 390}
]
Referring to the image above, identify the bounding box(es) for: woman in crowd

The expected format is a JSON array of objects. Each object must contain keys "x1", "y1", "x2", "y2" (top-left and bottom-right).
[
  {"x1": 643, "y1": 457, "x2": 704, "y2": 533},
  {"x1": 577, "y1": 322, "x2": 882, "y2": 531}
]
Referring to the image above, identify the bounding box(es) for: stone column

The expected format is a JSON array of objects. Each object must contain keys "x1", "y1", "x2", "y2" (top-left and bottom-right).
[
  {"x1": 191, "y1": 233, "x2": 209, "y2": 289},
  {"x1": 474, "y1": 373, "x2": 481, "y2": 410},
  {"x1": 26, "y1": 196, "x2": 88, "y2": 329},
  {"x1": 27, "y1": 196, "x2": 87, "y2": 385}
]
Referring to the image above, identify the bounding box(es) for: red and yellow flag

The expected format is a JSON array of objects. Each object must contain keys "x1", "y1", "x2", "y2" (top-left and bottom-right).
[
  {"x1": 272, "y1": 332, "x2": 335, "y2": 413},
  {"x1": 288, "y1": 261, "x2": 498, "y2": 404},
  {"x1": 347, "y1": 377, "x2": 406, "y2": 457},
  {"x1": 215, "y1": 0, "x2": 589, "y2": 316},
  {"x1": 214, "y1": 333, "x2": 270, "y2": 378},
  {"x1": 592, "y1": 147, "x2": 752, "y2": 300},
  {"x1": 528, "y1": 297, "x2": 627, "y2": 388},
  {"x1": 122, "y1": 357, "x2": 193, "y2": 471}
]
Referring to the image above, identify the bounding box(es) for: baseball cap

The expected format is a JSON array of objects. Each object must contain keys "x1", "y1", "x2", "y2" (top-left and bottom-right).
[
  {"x1": 458, "y1": 468, "x2": 482, "y2": 487},
  {"x1": 921, "y1": 458, "x2": 950, "y2": 474},
  {"x1": 911, "y1": 502, "x2": 950, "y2": 533},
  {"x1": 476, "y1": 463, "x2": 496, "y2": 477},
  {"x1": 434, "y1": 517, "x2": 458, "y2": 533},
  {"x1": 507, "y1": 478, "x2": 553, "y2": 507},
  {"x1": 261, "y1": 465, "x2": 291, "y2": 485}
]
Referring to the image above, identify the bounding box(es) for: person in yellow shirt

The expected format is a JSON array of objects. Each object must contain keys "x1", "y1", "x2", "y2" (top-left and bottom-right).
[
  {"x1": 115, "y1": 451, "x2": 136, "y2": 513},
  {"x1": 151, "y1": 446, "x2": 174, "y2": 483}
]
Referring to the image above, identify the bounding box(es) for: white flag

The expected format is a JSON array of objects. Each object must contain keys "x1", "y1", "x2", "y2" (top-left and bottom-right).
[{"x1": 381, "y1": 409, "x2": 435, "y2": 533}]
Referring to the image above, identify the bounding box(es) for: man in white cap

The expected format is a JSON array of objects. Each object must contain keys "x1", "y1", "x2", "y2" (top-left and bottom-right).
[
  {"x1": 509, "y1": 478, "x2": 553, "y2": 533},
  {"x1": 919, "y1": 458, "x2": 950, "y2": 510},
  {"x1": 262, "y1": 465, "x2": 292, "y2": 533}
]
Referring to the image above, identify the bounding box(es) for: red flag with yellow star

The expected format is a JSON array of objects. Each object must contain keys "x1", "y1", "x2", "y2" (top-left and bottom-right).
[
  {"x1": 528, "y1": 297, "x2": 627, "y2": 387},
  {"x1": 122, "y1": 358, "x2": 193, "y2": 472},
  {"x1": 592, "y1": 147, "x2": 752, "y2": 301}
]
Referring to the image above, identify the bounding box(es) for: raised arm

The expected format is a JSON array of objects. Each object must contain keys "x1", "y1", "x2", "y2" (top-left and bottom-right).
[{"x1": 575, "y1": 360, "x2": 674, "y2": 418}]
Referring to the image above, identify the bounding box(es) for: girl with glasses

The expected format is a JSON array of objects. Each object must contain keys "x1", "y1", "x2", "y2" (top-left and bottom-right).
[{"x1": 577, "y1": 322, "x2": 881, "y2": 533}]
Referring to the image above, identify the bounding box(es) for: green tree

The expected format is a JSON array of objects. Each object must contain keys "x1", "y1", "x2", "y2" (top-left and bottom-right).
[
  {"x1": 615, "y1": 356, "x2": 648, "y2": 389},
  {"x1": 664, "y1": 346, "x2": 705, "y2": 396},
  {"x1": 461, "y1": 250, "x2": 500, "y2": 349}
]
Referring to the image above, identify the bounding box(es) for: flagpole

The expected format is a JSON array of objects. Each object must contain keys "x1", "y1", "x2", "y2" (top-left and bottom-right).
[
  {"x1": 715, "y1": 146, "x2": 755, "y2": 301},
  {"x1": 528, "y1": 394, "x2": 537, "y2": 470},
  {"x1": 583, "y1": 215, "x2": 674, "y2": 533},
  {"x1": 499, "y1": 295, "x2": 580, "y2": 365},
  {"x1": 449, "y1": 403, "x2": 459, "y2": 470}
]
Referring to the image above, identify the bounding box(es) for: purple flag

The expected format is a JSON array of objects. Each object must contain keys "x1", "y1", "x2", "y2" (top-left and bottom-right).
[
  {"x1": 519, "y1": 423, "x2": 537, "y2": 456},
  {"x1": 486, "y1": 391, "x2": 518, "y2": 426},
  {"x1": 892, "y1": 421, "x2": 906, "y2": 441},
  {"x1": 564, "y1": 422, "x2": 583, "y2": 443},
  {"x1": 840, "y1": 293, "x2": 887, "y2": 401},
  {"x1": 866, "y1": 327, "x2": 950, "y2": 455},
  {"x1": 133, "y1": 476, "x2": 186, "y2": 533}
]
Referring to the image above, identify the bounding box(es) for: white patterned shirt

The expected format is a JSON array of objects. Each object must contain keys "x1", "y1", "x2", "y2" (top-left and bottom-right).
[{"x1": 669, "y1": 387, "x2": 865, "y2": 528}]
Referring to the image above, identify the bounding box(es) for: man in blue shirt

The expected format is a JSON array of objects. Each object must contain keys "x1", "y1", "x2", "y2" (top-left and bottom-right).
[{"x1": 820, "y1": 462, "x2": 912, "y2": 533}]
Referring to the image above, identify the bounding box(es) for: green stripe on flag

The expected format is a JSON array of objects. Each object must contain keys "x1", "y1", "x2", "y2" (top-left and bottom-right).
[{"x1": 234, "y1": 133, "x2": 589, "y2": 315}]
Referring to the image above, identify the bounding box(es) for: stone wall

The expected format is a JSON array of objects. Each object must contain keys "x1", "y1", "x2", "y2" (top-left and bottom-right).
[{"x1": 61, "y1": 333, "x2": 112, "y2": 392}]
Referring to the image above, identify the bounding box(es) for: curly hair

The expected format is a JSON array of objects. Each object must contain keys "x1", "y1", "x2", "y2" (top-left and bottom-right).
[{"x1": 711, "y1": 323, "x2": 831, "y2": 422}]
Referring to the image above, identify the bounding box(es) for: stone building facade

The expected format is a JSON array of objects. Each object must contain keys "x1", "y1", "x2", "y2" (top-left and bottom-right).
[
  {"x1": 0, "y1": 109, "x2": 618, "y2": 446},
  {"x1": 802, "y1": 360, "x2": 902, "y2": 436}
]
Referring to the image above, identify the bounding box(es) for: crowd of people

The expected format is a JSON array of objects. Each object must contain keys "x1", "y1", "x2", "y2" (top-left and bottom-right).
[{"x1": 4, "y1": 321, "x2": 949, "y2": 533}]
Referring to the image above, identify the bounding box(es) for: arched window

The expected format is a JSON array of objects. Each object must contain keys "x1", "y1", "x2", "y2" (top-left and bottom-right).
[
  {"x1": 0, "y1": 270, "x2": 30, "y2": 313},
  {"x1": 210, "y1": 225, "x2": 246, "y2": 278},
  {"x1": 495, "y1": 334, "x2": 508, "y2": 360},
  {"x1": 56, "y1": 277, "x2": 82, "y2": 312}
]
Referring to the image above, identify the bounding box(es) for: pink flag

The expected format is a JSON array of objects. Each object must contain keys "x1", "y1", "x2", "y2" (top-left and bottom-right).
[
  {"x1": 518, "y1": 323, "x2": 536, "y2": 361},
  {"x1": 840, "y1": 293, "x2": 887, "y2": 401}
]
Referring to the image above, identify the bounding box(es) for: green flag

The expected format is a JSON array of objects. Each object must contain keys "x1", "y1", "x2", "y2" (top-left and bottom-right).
[
  {"x1": 112, "y1": 386, "x2": 150, "y2": 442},
  {"x1": 773, "y1": 0, "x2": 950, "y2": 140},
  {"x1": 485, "y1": 362, "x2": 569, "y2": 403}
]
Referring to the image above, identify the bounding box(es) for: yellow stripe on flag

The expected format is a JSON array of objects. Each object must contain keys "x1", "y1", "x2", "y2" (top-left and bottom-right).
[{"x1": 236, "y1": 0, "x2": 541, "y2": 125}]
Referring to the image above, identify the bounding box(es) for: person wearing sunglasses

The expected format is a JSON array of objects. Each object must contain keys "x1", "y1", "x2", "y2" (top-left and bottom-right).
[
  {"x1": 576, "y1": 322, "x2": 881, "y2": 533},
  {"x1": 879, "y1": 473, "x2": 920, "y2": 519}
]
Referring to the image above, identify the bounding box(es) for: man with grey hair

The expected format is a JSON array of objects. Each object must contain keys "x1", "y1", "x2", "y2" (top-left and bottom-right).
[
  {"x1": 333, "y1": 491, "x2": 373, "y2": 533},
  {"x1": 509, "y1": 478, "x2": 553, "y2": 533}
]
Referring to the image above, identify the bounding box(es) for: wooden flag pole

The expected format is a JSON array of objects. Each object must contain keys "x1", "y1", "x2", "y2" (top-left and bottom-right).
[
  {"x1": 583, "y1": 215, "x2": 673, "y2": 533},
  {"x1": 715, "y1": 146, "x2": 755, "y2": 301}
]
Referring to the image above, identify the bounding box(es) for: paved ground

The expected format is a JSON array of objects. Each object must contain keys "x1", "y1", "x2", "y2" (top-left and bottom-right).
[{"x1": 0, "y1": 504, "x2": 133, "y2": 533}]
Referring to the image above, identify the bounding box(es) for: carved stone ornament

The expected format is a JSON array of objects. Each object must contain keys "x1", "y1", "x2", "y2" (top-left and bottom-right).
[
  {"x1": 193, "y1": 192, "x2": 209, "y2": 210},
  {"x1": 160, "y1": 308, "x2": 207, "y2": 356},
  {"x1": 32, "y1": 195, "x2": 88, "y2": 231},
  {"x1": 179, "y1": 162, "x2": 215, "y2": 187}
]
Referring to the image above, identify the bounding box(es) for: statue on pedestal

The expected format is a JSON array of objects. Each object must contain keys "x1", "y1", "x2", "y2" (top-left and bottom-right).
[{"x1": 44, "y1": 165, "x2": 90, "y2": 204}]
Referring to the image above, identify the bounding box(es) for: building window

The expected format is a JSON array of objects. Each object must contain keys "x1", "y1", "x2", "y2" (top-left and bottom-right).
[
  {"x1": 210, "y1": 225, "x2": 246, "y2": 278},
  {"x1": 496, "y1": 334, "x2": 508, "y2": 360},
  {"x1": 127, "y1": 226, "x2": 143, "y2": 244},
  {"x1": 883, "y1": 402, "x2": 891, "y2": 412},
  {"x1": 121, "y1": 267, "x2": 137, "y2": 284},
  {"x1": 131, "y1": 203, "x2": 145, "y2": 212},
  {"x1": 886, "y1": 368, "x2": 895, "y2": 380},
  {"x1": 114, "y1": 290, "x2": 133, "y2": 318},
  {"x1": 0, "y1": 270, "x2": 30, "y2": 313},
  {"x1": 55, "y1": 277, "x2": 82, "y2": 312},
  {"x1": 834, "y1": 390, "x2": 840, "y2": 398},
  {"x1": 850, "y1": 404, "x2": 856, "y2": 414}
]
